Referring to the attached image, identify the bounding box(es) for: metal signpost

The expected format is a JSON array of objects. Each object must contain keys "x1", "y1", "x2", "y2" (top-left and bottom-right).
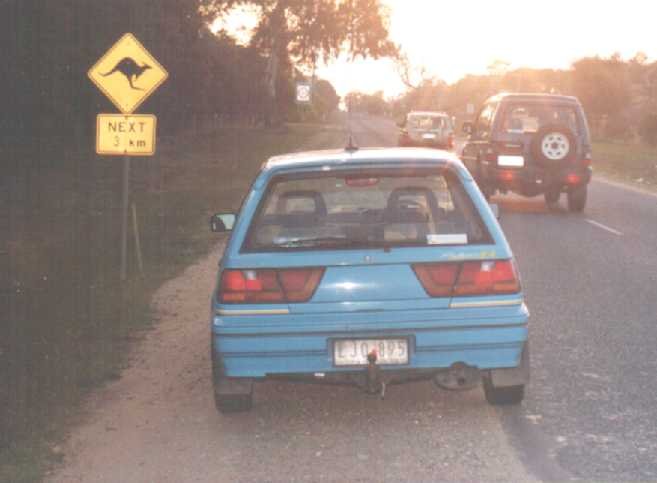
[{"x1": 88, "y1": 33, "x2": 168, "y2": 280}]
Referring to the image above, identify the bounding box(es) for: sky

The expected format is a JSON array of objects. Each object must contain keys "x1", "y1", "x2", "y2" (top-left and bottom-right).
[{"x1": 216, "y1": 0, "x2": 657, "y2": 98}]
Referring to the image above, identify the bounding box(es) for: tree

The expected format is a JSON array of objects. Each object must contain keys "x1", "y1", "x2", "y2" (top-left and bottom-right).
[
  {"x1": 204, "y1": 0, "x2": 397, "y2": 124},
  {"x1": 395, "y1": 51, "x2": 430, "y2": 90},
  {"x1": 311, "y1": 78, "x2": 340, "y2": 120},
  {"x1": 572, "y1": 56, "x2": 630, "y2": 124}
]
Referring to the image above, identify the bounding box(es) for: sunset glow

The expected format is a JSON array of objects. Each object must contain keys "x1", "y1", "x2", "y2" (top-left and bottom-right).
[
  {"x1": 318, "y1": 0, "x2": 657, "y2": 97},
  {"x1": 213, "y1": 0, "x2": 657, "y2": 98}
]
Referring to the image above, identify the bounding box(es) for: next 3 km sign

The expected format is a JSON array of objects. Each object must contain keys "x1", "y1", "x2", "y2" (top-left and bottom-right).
[
  {"x1": 96, "y1": 114, "x2": 156, "y2": 156},
  {"x1": 89, "y1": 33, "x2": 167, "y2": 156}
]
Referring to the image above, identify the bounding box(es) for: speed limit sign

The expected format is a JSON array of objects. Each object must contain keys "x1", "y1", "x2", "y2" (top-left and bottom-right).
[{"x1": 296, "y1": 82, "x2": 312, "y2": 103}]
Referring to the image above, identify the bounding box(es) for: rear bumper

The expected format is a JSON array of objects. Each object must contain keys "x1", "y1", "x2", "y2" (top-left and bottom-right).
[
  {"x1": 211, "y1": 303, "x2": 529, "y2": 378},
  {"x1": 482, "y1": 163, "x2": 592, "y2": 195}
]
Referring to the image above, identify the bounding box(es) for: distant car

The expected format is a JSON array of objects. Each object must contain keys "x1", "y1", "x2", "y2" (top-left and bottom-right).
[
  {"x1": 209, "y1": 147, "x2": 529, "y2": 413},
  {"x1": 461, "y1": 93, "x2": 592, "y2": 211},
  {"x1": 398, "y1": 111, "x2": 455, "y2": 150}
]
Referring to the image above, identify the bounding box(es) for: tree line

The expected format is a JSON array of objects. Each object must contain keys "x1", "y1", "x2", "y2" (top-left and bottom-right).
[
  {"x1": 0, "y1": 0, "x2": 395, "y2": 143},
  {"x1": 348, "y1": 53, "x2": 657, "y2": 145}
]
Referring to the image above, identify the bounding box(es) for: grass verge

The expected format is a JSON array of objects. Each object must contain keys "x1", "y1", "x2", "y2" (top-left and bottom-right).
[
  {"x1": 593, "y1": 141, "x2": 657, "y2": 190},
  {"x1": 0, "y1": 121, "x2": 345, "y2": 483}
]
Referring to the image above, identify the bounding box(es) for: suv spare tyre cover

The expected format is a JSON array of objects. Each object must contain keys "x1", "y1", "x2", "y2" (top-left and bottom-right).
[{"x1": 531, "y1": 124, "x2": 577, "y2": 165}]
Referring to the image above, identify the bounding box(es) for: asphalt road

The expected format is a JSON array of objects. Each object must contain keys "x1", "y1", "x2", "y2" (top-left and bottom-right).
[
  {"x1": 352, "y1": 115, "x2": 657, "y2": 481},
  {"x1": 49, "y1": 115, "x2": 657, "y2": 482}
]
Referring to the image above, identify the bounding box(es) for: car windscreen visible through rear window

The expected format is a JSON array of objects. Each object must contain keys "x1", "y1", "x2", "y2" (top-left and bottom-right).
[
  {"x1": 408, "y1": 115, "x2": 446, "y2": 130},
  {"x1": 243, "y1": 170, "x2": 492, "y2": 251},
  {"x1": 502, "y1": 103, "x2": 581, "y2": 135}
]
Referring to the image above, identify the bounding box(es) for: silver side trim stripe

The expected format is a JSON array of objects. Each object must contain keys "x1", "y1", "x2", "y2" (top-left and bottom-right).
[
  {"x1": 216, "y1": 308, "x2": 290, "y2": 316},
  {"x1": 449, "y1": 299, "x2": 523, "y2": 309}
]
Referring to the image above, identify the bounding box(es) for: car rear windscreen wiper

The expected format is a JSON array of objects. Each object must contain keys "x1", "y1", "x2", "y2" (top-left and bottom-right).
[{"x1": 273, "y1": 236, "x2": 371, "y2": 248}]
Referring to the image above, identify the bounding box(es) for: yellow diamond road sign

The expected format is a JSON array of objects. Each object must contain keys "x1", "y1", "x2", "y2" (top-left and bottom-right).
[
  {"x1": 89, "y1": 33, "x2": 168, "y2": 114},
  {"x1": 96, "y1": 114, "x2": 157, "y2": 156}
]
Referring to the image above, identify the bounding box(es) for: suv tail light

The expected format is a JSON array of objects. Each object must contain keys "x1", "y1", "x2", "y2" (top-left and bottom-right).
[
  {"x1": 447, "y1": 133, "x2": 455, "y2": 149},
  {"x1": 219, "y1": 268, "x2": 324, "y2": 304},
  {"x1": 582, "y1": 150, "x2": 592, "y2": 166},
  {"x1": 413, "y1": 260, "x2": 520, "y2": 297}
]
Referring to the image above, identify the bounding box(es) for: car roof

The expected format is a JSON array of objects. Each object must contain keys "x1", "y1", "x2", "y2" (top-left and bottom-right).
[
  {"x1": 264, "y1": 147, "x2": 463, "y2": 173},
  {"x1": 488, "y1": 92, "x2": 581, "y2": 104}
]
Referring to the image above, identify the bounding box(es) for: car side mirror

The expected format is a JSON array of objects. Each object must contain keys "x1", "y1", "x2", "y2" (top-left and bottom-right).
[
  {"x1": 462, "y1": 121, "x2": 473, "y2": 135},
  {"x1": 490, "y1": 203, "x2": 501, "y2": 220},
  {"x1": 210, "y1": 213, "x2": 236, "y2": 233}
]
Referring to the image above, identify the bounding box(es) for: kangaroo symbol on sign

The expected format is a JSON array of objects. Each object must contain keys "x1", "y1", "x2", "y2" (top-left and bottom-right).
[{"x1": 101, "y1": 57, "x2": 151, "y2": 90}]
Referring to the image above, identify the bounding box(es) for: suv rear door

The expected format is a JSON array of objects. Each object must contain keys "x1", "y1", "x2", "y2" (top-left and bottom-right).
[{"x1": 462, "y1": 101, "x2": 498, "y2": 176}]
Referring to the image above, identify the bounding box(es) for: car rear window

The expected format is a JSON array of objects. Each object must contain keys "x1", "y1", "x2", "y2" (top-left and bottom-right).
[
  {"x1": 243, "y1": 169, "x2": 492, "y2": 251},
  {"x1": 408, "y1": 115, "x2": 446, "y2": 130},
  {"x1": 502, "y1": 103, "x2": 581, "y2": 135}
]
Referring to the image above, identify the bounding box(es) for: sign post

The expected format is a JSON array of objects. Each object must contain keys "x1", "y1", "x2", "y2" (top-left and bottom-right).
[
  {"x1": 121, "y1": 155, "x2": 131, "y2": 281},
  {"x1": 88, "y1": 33, "x2": 168, "y2": 280}
]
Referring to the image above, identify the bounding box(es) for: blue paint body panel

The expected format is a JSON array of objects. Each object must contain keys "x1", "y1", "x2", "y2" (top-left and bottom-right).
[{"x1": 210, "y1": 148, "x2": 529, "y2": 380}]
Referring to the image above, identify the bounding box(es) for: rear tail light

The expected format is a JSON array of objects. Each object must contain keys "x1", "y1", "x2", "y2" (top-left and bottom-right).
[
  {"x1": 498, "y1": 170, "x2": 515, "y2": 182},
  {"x1": 413, "y1": 260, "x2": 520, "y2": 297},
  {"x1": 447, "y1": 133, "x2": 455, "y2": 149},
  {"x1": 566, "y1": 173, "x2": 581, "y2": 185},
  {"x1": 219, "y1": 268, "x2": 324, "y2": 304},
  {"x1": 413, "y1": 263, "x2": 459, "y2": 297}
]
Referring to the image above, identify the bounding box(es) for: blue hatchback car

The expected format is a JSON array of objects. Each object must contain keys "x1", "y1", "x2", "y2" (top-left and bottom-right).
[{"x1": 210, "y1": 147, "x2": 529, "y2": 412}]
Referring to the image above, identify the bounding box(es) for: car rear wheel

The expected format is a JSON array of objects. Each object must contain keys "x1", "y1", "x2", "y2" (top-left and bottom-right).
[
  {"x1": 544, "y1": 188, "x2": 560, "y2": 209},
  {"x1": 483, "y1": 380, "x2": 525, "y2": 405},
  {"x1": 214, "y1": 391, "x2": 253, "y2": 413},
  {"x1": 567, "y1": 185, "x2": 587, "y2": 212},
  {"x1": 212, "y1": 339, "x2": 254, "y2": 413}
]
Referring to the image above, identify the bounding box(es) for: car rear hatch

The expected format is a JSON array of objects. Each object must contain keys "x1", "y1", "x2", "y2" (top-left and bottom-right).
[{"x1": 491, "y1": 101, "x2": 587, "y2": 170}]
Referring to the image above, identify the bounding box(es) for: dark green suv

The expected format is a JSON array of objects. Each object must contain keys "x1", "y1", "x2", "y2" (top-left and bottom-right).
[{"x1": 461, "y1": 93, "x2": 592, "y2": 211}]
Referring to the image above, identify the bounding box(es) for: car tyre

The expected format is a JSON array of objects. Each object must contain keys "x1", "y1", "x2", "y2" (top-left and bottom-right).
[
  {"x1": 212, "y1": 339, "x2": 253, "y2": 413},
  {"x1": 214, "y1": 391, "x2": 253, "y2": 414},
  {"x1": 483, "y1": 380, "x2": 525, "y2": 405},
  {"x1": 544, "y1": 188, "x2": 560, "y2": 209},
  {"x1": 567, "y1": 185, "x2": 587, "y2": 212},
  {"x1": 532, "y1": 124, "x2": 577, "y2": 165}
]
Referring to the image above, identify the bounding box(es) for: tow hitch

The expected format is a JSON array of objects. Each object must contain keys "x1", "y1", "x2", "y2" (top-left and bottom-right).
[{"x1": 365, "y1": 349, "x2": 386, "y2": 399}]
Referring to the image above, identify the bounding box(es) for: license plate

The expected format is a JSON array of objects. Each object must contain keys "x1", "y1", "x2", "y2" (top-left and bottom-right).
[
  {"x1": 333, "y1": 339, "x2": 408, "y2": 366},
  {"x1": 422, "y1": 133, "x2": 436, "y2": 139},
  {"x1": 498, "y1": 155, "x2": 524, "y2": 167}
]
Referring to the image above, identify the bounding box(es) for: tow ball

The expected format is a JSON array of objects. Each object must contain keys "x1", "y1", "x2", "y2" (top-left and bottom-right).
[{"x1": 365, "y1": 349, "x2": 386, "y2": 399}]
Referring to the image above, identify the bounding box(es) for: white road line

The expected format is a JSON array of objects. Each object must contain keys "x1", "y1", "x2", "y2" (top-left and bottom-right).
[{"x1": 585, "y1": 219, "x2": 623, "y2": 236}]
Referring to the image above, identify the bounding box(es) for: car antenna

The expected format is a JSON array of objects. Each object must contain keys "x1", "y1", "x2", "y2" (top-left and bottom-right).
[{"x1": 345, "y1": 134, "x2": 358, "y2": 152}]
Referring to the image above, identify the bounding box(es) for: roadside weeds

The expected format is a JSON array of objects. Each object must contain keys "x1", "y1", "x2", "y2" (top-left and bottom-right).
[{"x1": 0, "y1": 121, "x2": 344, "y2": 483}]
